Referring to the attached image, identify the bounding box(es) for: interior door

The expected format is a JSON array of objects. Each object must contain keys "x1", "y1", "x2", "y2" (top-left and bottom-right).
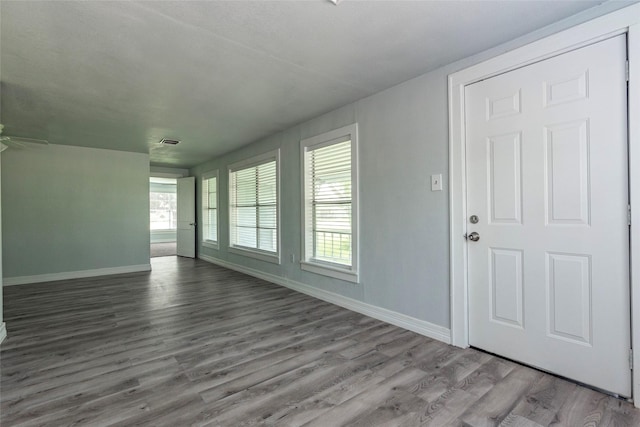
[
  {"x1": 176, "y1": 176, "x2": 196, "y2": 258},
  {"x1": 465, "y1": 35, "x2": 630, "y2": 396}
]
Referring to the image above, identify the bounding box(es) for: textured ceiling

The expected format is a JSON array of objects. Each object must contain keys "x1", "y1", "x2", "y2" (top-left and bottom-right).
[{"x1": 0, "y1": 1, "x2": 616, "y2": 167}]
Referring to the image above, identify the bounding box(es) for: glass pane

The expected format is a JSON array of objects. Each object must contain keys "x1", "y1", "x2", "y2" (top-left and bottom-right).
[
  {"x1": 257, "y1": 162, "x2": 277, "y2": 204},
  {"x1": 314, "y1": 203, "x2": 351, "y2": 232},
  {"x1": 308, "y1": 140, "x2": 352, "y2": 265},
  {"x1": 235, "y1": 169, "x2": 257, "y2": 205},
  {"x1": 258, "y1": 205, "x2": 276, "y2": 229},
  {"x1": 237, "y1": 227, "x2": 257, "y2": 248},
  {"x1": 237, "y1": 206, "x2": 257, "y2": 227},
  {"x1": 208, "y1": 191, "x2": 217, "y2": 209},
  {"x1": 150, "y1": 192, "x2": 177, "y2": 230},
  {"x1": 314, "y1": 231, "x2": 351, "y2": 265},
  {"x1": 258, "y1": 228, "x2": 276, "y2": 252},
  {"x1": 207, "y1": 209, "x2": 217, "y2": 241}
]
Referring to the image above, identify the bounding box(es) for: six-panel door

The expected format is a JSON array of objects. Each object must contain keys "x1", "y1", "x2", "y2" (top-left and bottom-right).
[{"x1": 465, "y1": 35, "x2": 631, "y2": 396}]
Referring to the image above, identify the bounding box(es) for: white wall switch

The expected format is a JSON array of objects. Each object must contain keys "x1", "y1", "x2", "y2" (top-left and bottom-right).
[{"x1": 431, "y1": 174, "x2": 443, "y2": 191}]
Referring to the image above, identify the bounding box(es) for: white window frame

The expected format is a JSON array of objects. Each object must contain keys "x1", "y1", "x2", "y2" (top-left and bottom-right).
[
  {"x1": 300, "y1": 123, "x2": 359, "y2": 283},
  {"x1": 202, "y1": 170, "x2": 219, "y2": 249},
  {"x1": 228, "y1": 149, "x2": 281, "y2": 264}
]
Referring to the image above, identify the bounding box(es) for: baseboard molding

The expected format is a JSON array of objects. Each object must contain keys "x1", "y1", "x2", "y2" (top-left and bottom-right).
[
  {"x1": 0, "y1": 322, "x2": 6, "y2": 344},
  {"x1": 199, "y1": 254, "x2": 451, "y2": 344},
  {"x1": 3, "y1": 264, "x2": 152, "y2": 286}
]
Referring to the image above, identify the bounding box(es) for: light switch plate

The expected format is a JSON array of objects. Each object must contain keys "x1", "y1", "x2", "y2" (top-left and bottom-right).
[{"x1": 431, "y1": 174, "x2": 443, "y2": 191}]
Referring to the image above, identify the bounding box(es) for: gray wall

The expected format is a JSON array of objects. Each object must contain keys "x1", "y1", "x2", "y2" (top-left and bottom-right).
[
  {"x1": 151, "y1": 230, "x2": 176, "y2": 243},
  {"x1": 190, "y1": 3, "x2": 626, "y2": 329},
  {"x1": 191, "y1": 71, "x2": 451, "y2": 326},
  {"x1": 2, "y1": 144, "x2": 150, "y2": 278}
]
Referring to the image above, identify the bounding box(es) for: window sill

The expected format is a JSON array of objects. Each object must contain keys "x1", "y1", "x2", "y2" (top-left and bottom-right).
[
  {"x1": 202, "y1": 241, "x2": 219, "y2": 250},
  {"x1": 300, "y1": 261, "x2": 359, "y2": 283},
  {"x1": 229, "y1": 246, "x2": 280, "y2": 264}
]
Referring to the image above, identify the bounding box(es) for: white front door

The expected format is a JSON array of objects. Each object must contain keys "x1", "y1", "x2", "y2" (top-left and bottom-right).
[
  {"x1": 176, "y1": 176, "x2": 196, "y2": 258},
  {"x1": 465, "y1": 35, "x2": 630, "y2": 396}
]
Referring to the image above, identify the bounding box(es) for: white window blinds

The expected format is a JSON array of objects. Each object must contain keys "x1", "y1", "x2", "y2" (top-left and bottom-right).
[
  {"x1": 307, "y1": 138, "x2": 352, "y2": 266},
  {"x1": 230, "y1": 158, "x2": 278, "y2": 254},
  {"x1": 202, "y1": 174, "x2": 217, "y2": 243}
]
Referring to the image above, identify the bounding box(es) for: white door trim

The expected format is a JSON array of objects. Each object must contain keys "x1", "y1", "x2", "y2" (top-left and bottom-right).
[{"x1": 448, "y1": 3, "x2": 640, "y2": 404}]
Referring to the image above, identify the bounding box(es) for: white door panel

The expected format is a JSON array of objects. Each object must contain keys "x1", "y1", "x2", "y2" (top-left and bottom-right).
[
  {"x1": 465, "y1": 35, "x2": 630, "y2": 396},
  {"x1": 177, "y1": 177, "x2": 196, "y2": 258}
]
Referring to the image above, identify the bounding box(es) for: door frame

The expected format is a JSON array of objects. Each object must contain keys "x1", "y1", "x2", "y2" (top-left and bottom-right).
[{"x1": 448, "y1": 4, "x2": 640, "y2": 404}]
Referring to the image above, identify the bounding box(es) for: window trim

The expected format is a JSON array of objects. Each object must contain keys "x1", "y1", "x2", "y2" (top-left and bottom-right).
[
  {"x1": 300, "y1": 123, "x2": 359, "y2": 282},
  {"x1": 202, "y1": 170, "x2": 219, "y2": 250},
  {"x1": 228, "y1": 149, "x2": 281, "y2": 264}
]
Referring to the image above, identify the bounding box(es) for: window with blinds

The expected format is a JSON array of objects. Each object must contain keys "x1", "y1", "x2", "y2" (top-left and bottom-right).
[
  {"x1": 229, "y1": 151, "x2": 279, "y2": 260},
  {"x1": 309, "y1": 139, "x2": 352, "y2": 265},
  {"x1": 202, "y1": 172, "x2": 218, "y2": 245},
  {"x1": 149, "y1": 178, "x2": 177, "y2": 231},
  {"x1": 301, "y1": 124, "x2": 358, "y2": 282}
]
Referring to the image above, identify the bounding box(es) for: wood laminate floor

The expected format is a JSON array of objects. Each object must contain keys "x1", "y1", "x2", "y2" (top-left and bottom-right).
[{"x1": 2, "y1": 257, "x2": 640, "y2": 426}]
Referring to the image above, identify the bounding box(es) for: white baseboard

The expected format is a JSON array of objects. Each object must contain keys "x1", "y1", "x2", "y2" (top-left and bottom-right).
[
  {"x1": 199, "y1": 254, "x2": 451, "y2": 345},
  {"x1": 0, "y1": 322, "x2": 6, "y2": 344},
  {"x1": 3, "y1": 264, "x2": 152, "y2": 286}
]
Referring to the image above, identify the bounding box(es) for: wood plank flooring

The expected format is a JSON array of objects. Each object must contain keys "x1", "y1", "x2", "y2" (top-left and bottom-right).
[{"x1": 2, "y1": 256, "x2": 639, "y2": 426}]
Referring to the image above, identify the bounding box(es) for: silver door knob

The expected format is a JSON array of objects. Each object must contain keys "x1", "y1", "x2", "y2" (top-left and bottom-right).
[{"x1": 467, "y1": 232, "x2": 480, "y2": 242}]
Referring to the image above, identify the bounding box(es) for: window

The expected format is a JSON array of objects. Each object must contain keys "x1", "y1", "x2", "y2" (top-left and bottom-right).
[
  {"x1": 202, "y1": 171, "x2": 218, "y2": 248},
  {"x1": 149, "y1": 177, "x2": 177, "y2": 231},
  {"x1": 228, "y1": 150, "x2": 280, "y2": 263},
  {"x1": 301, "y1": 123, "x2": 358, "y2": 282}
]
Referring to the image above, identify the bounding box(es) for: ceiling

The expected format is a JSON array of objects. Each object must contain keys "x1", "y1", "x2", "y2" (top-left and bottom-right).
[{"x1": 0, "y1": 0, "x2": 622, "y2": 168}]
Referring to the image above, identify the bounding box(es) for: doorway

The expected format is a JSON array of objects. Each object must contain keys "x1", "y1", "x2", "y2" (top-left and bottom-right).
[
  {"x1": 449, "y1": 4, "x2": 640, "y2": 405},
  {"x1": 150, "y1": 177, "x2": 177, "y2": 257},
  {"x1": 464, "y1": 35, "x2": 630, "y2": 396}
]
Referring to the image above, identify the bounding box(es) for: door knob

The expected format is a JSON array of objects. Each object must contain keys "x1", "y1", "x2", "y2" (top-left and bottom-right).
[{"x1": 467, "y1": 232, "x2": 480, "y2": 242}]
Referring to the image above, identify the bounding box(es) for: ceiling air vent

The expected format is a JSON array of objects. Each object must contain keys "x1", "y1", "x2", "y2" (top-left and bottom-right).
[{"x1": 160, "y1": 138, "x2": 180, "y2": 145}]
